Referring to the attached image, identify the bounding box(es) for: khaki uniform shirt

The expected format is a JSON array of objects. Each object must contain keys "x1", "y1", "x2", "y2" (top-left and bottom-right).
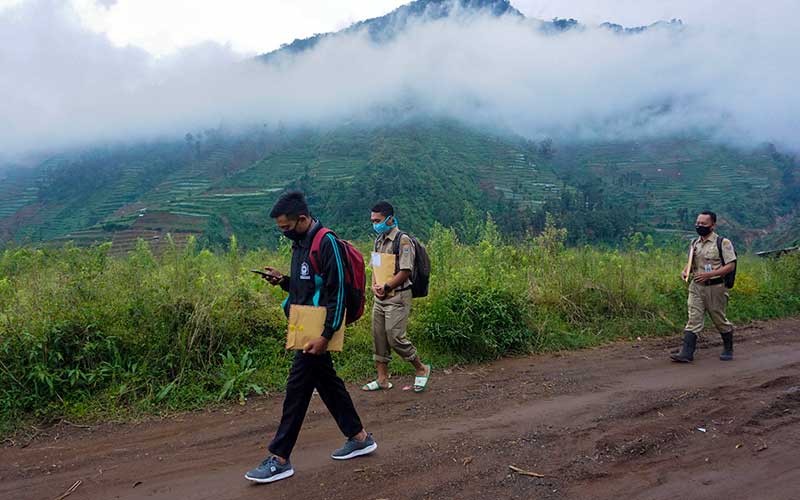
[
  {"x1": 374, "y1": 226, "x2": 415, "y2": 289},
  {"x1": 691, "y1": 232, "x2": 737, "y2": 275}
]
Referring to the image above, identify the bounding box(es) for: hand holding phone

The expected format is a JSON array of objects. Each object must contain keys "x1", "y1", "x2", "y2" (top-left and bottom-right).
[{"x1": 251, "y1": 267, "x2": 283, "y2": 286}]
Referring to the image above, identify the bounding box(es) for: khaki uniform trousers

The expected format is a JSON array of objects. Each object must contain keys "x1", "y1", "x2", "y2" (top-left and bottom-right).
[
  {"x1": 371, "y1": 289, "x2": 417, "y2": 363},
  {"x1": 685, "y1": 281, "x2": 734, "y2": 334}
]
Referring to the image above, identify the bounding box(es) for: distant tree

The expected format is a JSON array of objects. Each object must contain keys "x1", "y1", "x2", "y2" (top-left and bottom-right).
[
  {"x1": 551, "y1": 18, "x2": 579, "y2": 31},
  {"x1": 184, "y1": 133, "x2": 196, "y2": 159},
  {"x1": 538, "y1": 138, "x2": 555, "y2": 160},
  {"x1": 677, "y1": 207, "x2": 688, "y2": 225},
  {"x1": 769, "y1": 143, "x2": 800, "y2": 208}
]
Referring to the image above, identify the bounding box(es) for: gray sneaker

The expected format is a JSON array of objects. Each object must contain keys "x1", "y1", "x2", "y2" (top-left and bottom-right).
[
  {"x1": 331, "y1": 433, "x2": 377, "y2": 460},
  {"x1": 244, "y1": 456, "x2": 294, "y2": 483}
]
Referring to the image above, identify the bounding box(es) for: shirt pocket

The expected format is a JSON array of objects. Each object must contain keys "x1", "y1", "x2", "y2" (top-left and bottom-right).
[{"x1": 702, "y1": 245, "x2": 719, "y2": 266}]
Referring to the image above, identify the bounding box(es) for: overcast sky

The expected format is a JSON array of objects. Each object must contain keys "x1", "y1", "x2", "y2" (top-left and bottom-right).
[
  {"x1": 1, "y1": 0, "x2": 798, "y2": 158},
  {"x1": 0, "y1": 0, "x2": 751, "y2": 57}
]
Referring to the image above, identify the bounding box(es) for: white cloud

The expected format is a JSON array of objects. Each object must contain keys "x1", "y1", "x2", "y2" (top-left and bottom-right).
[
  {"x1": 1, "y1": 0, "x2": 799, "y2": 159},
  {"x1": 66, "y1": 0, "x2": 409, "y2": 56}
]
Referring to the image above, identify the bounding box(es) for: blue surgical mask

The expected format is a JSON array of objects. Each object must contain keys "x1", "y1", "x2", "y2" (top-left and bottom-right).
[{"x1": 373, "y1": 216, "x2": 397, "y2": 235}]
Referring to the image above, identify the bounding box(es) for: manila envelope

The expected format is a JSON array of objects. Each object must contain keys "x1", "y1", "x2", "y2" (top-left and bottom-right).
[
  {"x1": 371, "y1": 252, "x2": 397, "y2": 286},
  {"x1": 286, "y1": 304, "x2": 345, "y2": 351},
  {"x1": 684, "y1": 244, "x2": 695, "y2": 282}
]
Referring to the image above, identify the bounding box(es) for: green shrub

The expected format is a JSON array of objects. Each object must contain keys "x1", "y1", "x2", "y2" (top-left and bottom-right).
[
  {"x1": 414, "y1": 284, "x2": 531, "y2": 361},
  {"x1": 1, "y1": 224, "x2": 799, "y2": 432}
]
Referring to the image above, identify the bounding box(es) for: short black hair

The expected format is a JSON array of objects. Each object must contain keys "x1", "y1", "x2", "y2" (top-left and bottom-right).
[
  {"x1": 700, "y1": 210, "x2": 717, "y2": 223},
  {"x1": 371, "y1": 201, "x2": 394, "y2": 217},
  {"x1": 270, "y1": 191, "x2": 309, "y2": 219}
]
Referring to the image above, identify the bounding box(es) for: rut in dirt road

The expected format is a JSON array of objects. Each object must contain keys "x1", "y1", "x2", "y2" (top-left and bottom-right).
[{"x1": 2, "y1": 318, "x2": 800, "y2": 500}]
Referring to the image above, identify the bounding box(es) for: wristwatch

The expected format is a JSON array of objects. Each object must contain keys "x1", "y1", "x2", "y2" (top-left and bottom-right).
[{"x1": 383, "y1": 283, "x2": 393, "y2": 294}]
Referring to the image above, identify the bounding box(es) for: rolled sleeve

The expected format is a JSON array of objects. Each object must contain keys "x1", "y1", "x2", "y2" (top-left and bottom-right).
[
  {"x1": 398, "y1": 235, "x2": 415, "y2": 271},
  {"x1": 721, "y1": 238, "x2": 737, "y2": 263}
]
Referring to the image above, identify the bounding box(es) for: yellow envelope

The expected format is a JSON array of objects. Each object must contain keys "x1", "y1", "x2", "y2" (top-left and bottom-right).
[
  {"x1": 286, "y1": 304, "x2": 344, "y2": 351},
  {"x1": 371, "y1": 251, "x2": 397, "y2": 286}
]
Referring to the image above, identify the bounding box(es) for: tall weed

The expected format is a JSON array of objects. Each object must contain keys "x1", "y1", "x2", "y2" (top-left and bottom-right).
[{"x1": 1, "y1": 225, "x2": 799, "y2": 431}]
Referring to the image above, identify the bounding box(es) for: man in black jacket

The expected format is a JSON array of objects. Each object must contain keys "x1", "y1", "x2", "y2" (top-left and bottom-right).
[{"x1": 245, "y1": 191, "x2": 376, "y2": 484}]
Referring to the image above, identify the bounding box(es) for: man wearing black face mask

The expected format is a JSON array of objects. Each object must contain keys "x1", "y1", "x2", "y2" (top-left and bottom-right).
[
  {"x1": 671, "y1": 210, "x2": 737, "y2": 363},
  {"x1": 244, "y1": 191, "x2": 376, "y2": 485}
]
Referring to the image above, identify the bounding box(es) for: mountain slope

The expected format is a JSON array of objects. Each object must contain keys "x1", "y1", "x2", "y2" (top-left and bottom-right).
[
  {"x1": 550, "y1": 139, "x2": 797, "y2": 245},
  {"x1": 2, "y1": 120, "x2": 797, "y2": 252},
  {"x1": 1, "y1": 0, "x2": 798, "y2": 251},
  {"x1": 260, "y1": 0, "x2": 522, "y2": 61},
  {"x1": 259, "y1": 0, "x2": 682, "y2": 63},
  {"x1": 0, "y1": 121, "x2": 562, "y2": 250}
]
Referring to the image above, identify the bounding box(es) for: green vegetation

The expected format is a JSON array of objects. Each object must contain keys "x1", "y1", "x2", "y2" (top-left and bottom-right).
[
  {"x1": 2, "y1": 123, "x2": 798, "y2": 253},
  {"x1": 550, "y1": 138, "x2": 799, "y2": 244},
  {"x1": 2, "y1": 220, "x2": 799, "y2": 434}
]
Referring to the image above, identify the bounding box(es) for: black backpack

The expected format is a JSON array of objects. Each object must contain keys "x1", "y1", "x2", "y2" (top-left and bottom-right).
[
  {"x1": 388, "y1": 231, "x2": 431, "y2": 298},
  {"x1": 716, "y1": 235, "x2": 737, "y2": 289}
]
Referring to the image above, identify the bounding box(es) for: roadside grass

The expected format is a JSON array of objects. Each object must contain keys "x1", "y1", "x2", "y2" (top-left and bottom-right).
[{"x1": 2, "y1": 222, "x2": 799, "y2": 434}]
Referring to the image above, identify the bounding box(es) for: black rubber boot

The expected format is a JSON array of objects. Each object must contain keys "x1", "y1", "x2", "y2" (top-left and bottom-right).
[
  {"x1": 719, "y1": 330, "x2": 734, "y2": 361},
  {"x1": 670, "y1": 331, "x2": 697, "y2": 363}
]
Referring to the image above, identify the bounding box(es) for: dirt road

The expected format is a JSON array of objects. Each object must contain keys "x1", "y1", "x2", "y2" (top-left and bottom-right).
[{"x1": 3, "y1": 318, "x2": 800, "y2": 500}]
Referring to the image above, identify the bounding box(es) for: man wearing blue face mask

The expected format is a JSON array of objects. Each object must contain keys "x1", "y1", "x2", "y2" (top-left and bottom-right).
[{"x1": 363, "y1": 201, "x2": 431, "y2": 393}]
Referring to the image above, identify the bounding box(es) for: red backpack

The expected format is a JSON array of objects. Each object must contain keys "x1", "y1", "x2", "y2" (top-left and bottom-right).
[{"x1": 309, "y1": 228, "x2": 366, "y2": 325}]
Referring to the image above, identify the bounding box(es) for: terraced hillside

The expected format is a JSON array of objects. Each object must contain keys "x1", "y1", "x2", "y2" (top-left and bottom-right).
[
  {"x1": 0, "y1": 124, "x2": 797, "y2": 252},
  {"x1": 207, "y1": 123, "x2": 562, "y2": 246},
  {"x1": 0, "y1": 123, "x2": 564, "y2": 251},
  {"x1": 551, "y1": 138, "x2": 797, "y2": 245},
  {"x1": 0, "y1": 167, "x2": 41, "y2": 243}
]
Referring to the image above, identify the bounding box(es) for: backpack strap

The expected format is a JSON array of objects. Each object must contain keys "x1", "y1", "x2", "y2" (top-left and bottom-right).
[
  {"x1": 688, "y1": 237, "x2": 699, "y2": 256},
  {"x1": 716, "y1": 235, "x2": 726, "y2": 266},
  {"x1": 392, "y1": 231, "x2": 407, "y2": 274},
  {"x1": 309, "y1": 227, "x2": 333, "y2": 275}
]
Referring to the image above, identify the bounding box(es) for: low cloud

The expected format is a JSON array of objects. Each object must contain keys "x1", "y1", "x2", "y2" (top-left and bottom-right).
[{"x1": 1, "y1": 0, "x2": 799, "y2": 160}]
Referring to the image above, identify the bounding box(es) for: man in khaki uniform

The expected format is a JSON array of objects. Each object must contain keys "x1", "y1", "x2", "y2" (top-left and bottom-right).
[
  {"x1": 362, "y1": 201, "x2": 431, "y2": 393},
  {"x1": 671, "y1": 210, "x2": 737, "y2": 363}
]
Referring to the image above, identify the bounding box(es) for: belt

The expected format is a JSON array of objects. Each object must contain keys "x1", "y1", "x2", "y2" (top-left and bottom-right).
[
  {"x1": 700, "y1": 277, "x2": 724, "y2": 286},
  {"x1": 379, "y1": 286, "x2": 411, "y2": 301}
]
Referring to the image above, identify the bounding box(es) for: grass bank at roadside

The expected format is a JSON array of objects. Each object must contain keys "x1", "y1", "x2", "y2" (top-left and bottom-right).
[{"x1": 2, "y1": 221, "x2": 798, "y2": 433}]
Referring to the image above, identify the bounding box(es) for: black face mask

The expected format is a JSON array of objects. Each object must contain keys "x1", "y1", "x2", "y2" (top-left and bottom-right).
[
  {"x1": 282, "y1": 229, "x2": 304, "y2": 241},
  {"x1": 695, "y1": 225, "x2": 712, "y2": 237},
  {"x1": 281, "y1": 219, "x2": 307, "y2": 241}
]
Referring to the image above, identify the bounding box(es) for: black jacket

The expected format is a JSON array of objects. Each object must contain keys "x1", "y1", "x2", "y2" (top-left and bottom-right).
[{"x1": 280, "y1": 220, "x2": 346, "y2": 339}]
